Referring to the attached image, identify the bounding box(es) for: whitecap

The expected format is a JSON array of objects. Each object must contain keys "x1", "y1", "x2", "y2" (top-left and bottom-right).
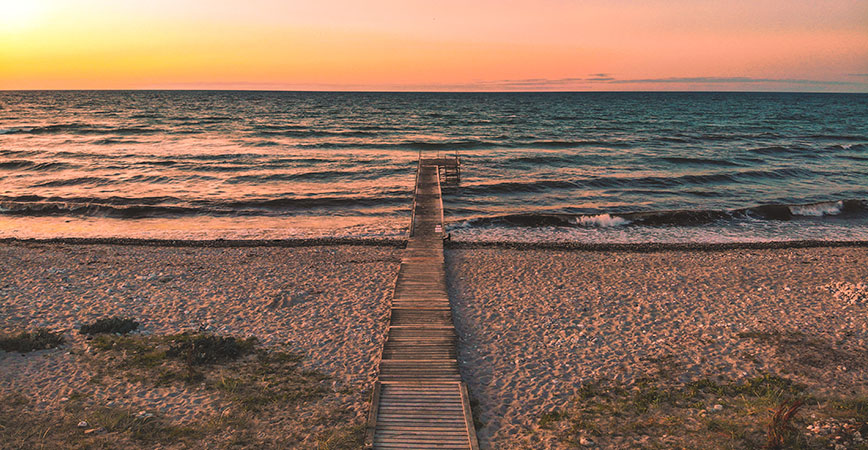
[
  {"x1": 789, "y1": 200, "x2": 843, "y2": 217},
  {"x1": 575, "y1": 213, "x2": 631, "y2": 227}
]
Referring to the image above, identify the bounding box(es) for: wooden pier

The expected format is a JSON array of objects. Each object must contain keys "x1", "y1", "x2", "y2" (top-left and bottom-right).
[{"x1": 366, "y1": 158, "x2": 478, "y2": 449}]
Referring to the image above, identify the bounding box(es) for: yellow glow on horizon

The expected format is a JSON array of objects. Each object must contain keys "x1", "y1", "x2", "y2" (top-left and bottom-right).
[{"x1": 1, "y1": 0, "x2": 867, "y2": 91}]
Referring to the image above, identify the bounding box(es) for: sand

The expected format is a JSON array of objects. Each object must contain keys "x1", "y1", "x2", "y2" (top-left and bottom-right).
[
  {"x1": 446, "y1": 246, "x2": 868, "y2": 449},
  {"x1": 0, "y1": 242, "x2": 400, "y2": 447},
  {"x1": 2, "y1": 241, "x2": 867, "y2": 448}
]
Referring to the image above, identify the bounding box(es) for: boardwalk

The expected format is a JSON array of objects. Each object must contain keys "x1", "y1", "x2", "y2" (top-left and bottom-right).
[{"x1": 366, "y1": 159, "x2": 478, "y2": 449}]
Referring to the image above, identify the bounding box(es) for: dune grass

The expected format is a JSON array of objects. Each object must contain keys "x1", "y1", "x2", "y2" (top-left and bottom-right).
[
  {"x1": 79, "y1": 317, "x2": 140, "y2": 336},
  {"x1": 538, "y1": 373, "x2": 867, "y2": 449},
  {"x1": 0, "y1": 328, "x2": 65, "y2": 353}
]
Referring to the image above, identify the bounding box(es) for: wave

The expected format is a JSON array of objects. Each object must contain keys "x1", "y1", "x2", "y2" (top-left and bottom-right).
[
  {"x1": 255, "y1": 129, "x2": 380, "y2": 138},
  {"x1": 2, "y1": 123, "x2": 164, "y2": 135},
  {"x1": 90, "y1": 138, "x2": 145, "y2": 145},
  {"x1": 0, "y1": 194, "x2": 183, "y2": 205},
  {"x1": 462, "y1": 179, "x2": 580, "y2": 194},
  {"x1": 173, "y1": 116, "x2": 234, "y2": 125},
  {"x1": 658, "y1": 156, "x2": 745, "y2": 167},
  {"x1": 296, "y1": 138, "x2": 636, "y2": 151},
  {"x1": 0, "y1": 160, "x2": 72, "y2": 171},
  {"x1": 128, "y1": 113, "x2": 161, "y2": 119},
  {"x1": 453, "y1": 199, "x2": 868, "y2": 229},
  {"x1": 575, "y1": 213, "x2": 631, "y2": 227},
  {"x1": 840, "y1": 155, "x2": 868, "y2": 162},
  {"x1": 0, "y1": 203, "x2": 201, "y2": 218},
  {"x1": 225, "y1": 167, "x2": 408, "y2": 183},
  {"x1": 654, "y1": 136, "x2": 692, "y2": 143},
  {"x1": 245, "y1": 140, "x2": 281, "y2": 147},
  {"x1": 518, "y1": 139, "x2": 633, "y2": 149},
  {"x1": 804, "y1": 134, "x2": 867, "y2": 142},
  {"x1": 0, "y1": 127, "x2": 33, "y2": 135},
  {"x1": 32, "y1": 177, "x2": 108, "y2": 187},
  {"x1": 462, "y1": 168, "x2": 817, "y2": 194},
  {"x1": 749, "y1": 145, "x2": 817, "y2": 156},
  {"x1": 0, "y1": 160, "x2": 36, "y2": 170},
  {"x1": 0, "y1": 194, "x2": 408, "y2": 218},
  {"x1": 788, "y1": 200, "x2": 844, "y2": 217},
  {"x1": 0, "y1": 150, "x2": 41, "y2": 157},
  {"x1": 393, "y1": 140, "x2": 496, "y2": 150},
  {"x1": 293, "y1": 139, "x2": 499, "y2": 150},
  {"x1": 827, "y1": 143, "x2": 866, "y2": 151},
  {"x1": 503, "y1": 154, "x2": 581, "y2": 165}
]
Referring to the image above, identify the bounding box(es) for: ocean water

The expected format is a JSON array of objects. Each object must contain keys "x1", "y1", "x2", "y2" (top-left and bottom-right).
[{"x1": 1, "y1": 91, "x2": 866, "y2": 243}]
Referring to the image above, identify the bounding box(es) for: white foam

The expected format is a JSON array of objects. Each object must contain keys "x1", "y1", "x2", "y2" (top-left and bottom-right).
[
  {"x1": 575, "y1": 213, "x2": 630, "y2": 227},
  {"x1": 789, "y1": 201, "x2": 843, "y2": 217},
  {"x1": 0, "y1": 127, "x2": 32, "y2": 134}
]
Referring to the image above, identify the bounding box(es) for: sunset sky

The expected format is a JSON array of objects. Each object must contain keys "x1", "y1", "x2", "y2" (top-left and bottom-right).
[{"x1": 1, "y1": 0, "x2": 867, "y2": 92}]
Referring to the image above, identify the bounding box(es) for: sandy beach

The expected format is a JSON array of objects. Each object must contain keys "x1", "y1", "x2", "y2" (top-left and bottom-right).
[
  {"x1": 447, "y1": 245, "x2": 868, "y2": 448},
  {"x1": 0, "y1": 241, "x2": 400, "y2": 448},
  {"x1": 2, "y1": 241, "x2": 867, "y2": 448}
]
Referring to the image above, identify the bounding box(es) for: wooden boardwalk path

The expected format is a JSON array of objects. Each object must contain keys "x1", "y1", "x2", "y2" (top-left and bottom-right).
[{"x1": 366, "y1": 159, "x2": 478, "y2": 449}]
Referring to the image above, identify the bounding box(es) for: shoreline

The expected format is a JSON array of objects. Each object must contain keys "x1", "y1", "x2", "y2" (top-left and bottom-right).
[
  {"x1": 3, "y1": 236, "x2": 868, "y2": 252},
  {"x1": 0, "y1": 236, "x2": 407, "y2": 248}
]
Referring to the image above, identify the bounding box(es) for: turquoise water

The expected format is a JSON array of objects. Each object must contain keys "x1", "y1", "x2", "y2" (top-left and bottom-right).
[{"x1": 0, "y1": 91, "x2": 866, "y2": 242}]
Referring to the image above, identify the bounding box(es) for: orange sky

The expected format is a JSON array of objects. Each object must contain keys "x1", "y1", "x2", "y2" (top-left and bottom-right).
[{"x1": 1, "y1": 0, "x2": 867, "y2": 91}]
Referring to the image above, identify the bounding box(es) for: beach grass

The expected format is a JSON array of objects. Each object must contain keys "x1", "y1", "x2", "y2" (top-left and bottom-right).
[
  {"x1": 0, "y1": 391, "x2": 205, "y2": 449},
  {"x1": 79, "y1": 317, "x2": 140, "y2": 336},
  {"x1": 0, "y1": 328, "x2": 65, "y2": 353},
  {"x1": 88, "y1": 332, "x2": 329, "y2": 410},
  {"x1": 537, "y1": 372, "x2": 868, "y2": 449},
  {"x1": 0, "y1": 330, "x2": 366, "y2": 449}
]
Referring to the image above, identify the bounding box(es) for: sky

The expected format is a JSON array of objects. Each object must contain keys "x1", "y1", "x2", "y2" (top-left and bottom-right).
[{"x1": 1, "y1": 0, "x2": 867, "y2": 92}]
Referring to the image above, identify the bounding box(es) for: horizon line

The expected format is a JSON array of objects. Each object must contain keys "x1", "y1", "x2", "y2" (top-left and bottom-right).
[{"x1": 2, "y1": 88, "x2": 867, "y2": 94}]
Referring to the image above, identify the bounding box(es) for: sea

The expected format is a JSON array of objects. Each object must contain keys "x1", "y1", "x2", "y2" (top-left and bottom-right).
[{"x1": 1, "y1": 91, "x2": 866, "y2": 243}]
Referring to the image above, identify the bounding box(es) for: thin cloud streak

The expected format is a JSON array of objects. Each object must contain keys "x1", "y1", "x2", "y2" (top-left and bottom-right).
[
  {"x1": 446, "y1": 75, "x2": 868, "y2": 91},
  {"x1": 607, "y1": 76, "x2": 865, "y2": 86},
  {"x1": 146, "y1": 75, "x2": 868, "y2": 92}
]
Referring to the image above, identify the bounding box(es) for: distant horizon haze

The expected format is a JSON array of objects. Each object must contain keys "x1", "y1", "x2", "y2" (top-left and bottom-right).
[{"x1": 2, "y1": 89, "x2": 868, "y2": 93}]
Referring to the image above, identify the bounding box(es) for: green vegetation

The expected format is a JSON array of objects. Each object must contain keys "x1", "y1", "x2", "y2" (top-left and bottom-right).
[
  {"x1": 0, "y1": 392, "x2": 204, "y2": 449},
  {"x1": 0, "y1": 328, "x2": 64, "y2": 353},
  {"x1": 166, "y1": 332, "x2": 257, "y2": 365},
  {"x1": 89, "y1": 332, "x2": 320, "y2": 411},
  {"x1": 79, "y1": 317, "x2": 140, "y2": 335},
  {"x1": 315, "y1": 424, "x2": 367, "y2": 450},
  {"x1": 766, "y1": 400, "x2": 805, "y2": 450},
  {"x1": 0, "y1": 331, "x2": 367, "y2": 449},
  {"x1": 205, "y1": 350, "x2": 327, "y2": 412},
  {"x1": 538, "y1": 373, "x2": 868, "y2": 449}
]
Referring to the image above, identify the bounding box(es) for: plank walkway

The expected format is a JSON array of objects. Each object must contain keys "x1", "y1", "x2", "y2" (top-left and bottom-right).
[{"x1": 366, "y1": 159, "x2": 479, "y2": 450}]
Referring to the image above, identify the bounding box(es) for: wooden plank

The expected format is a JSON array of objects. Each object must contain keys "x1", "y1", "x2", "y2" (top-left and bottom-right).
[
  {"x1": 460, "y1": 383, "x2": 481, "y2": 450},
  {"x1": 368, "y1": 158, "x2": 475, "y2": 450},
  {"x1": 365, "y1": 382, "x2": 381, "y2": 448}
]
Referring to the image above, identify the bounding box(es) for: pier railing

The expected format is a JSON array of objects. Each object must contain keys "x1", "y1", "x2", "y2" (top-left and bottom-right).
[{"x1": 408, "y1": 156, "x2": 422, "y2": 238}]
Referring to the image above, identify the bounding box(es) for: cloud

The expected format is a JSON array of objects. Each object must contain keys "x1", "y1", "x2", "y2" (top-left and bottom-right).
[
  {"x1": 465, "y1": 75, "x2": 615, "y2": 88},
  {"x1": 146, "y1": 74, "x2": 868, "y2": 92},
  {"x1": 450, "y1": 75, "x2": 868, "y2": 90},
  {"x1": 606, "y1": 76, "x2": 865, "y2": 86}
]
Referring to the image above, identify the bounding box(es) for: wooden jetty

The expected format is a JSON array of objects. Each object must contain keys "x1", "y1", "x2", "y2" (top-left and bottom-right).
[{"x1": 366, "y1": 157, "x2": 478, "y2": 449}]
